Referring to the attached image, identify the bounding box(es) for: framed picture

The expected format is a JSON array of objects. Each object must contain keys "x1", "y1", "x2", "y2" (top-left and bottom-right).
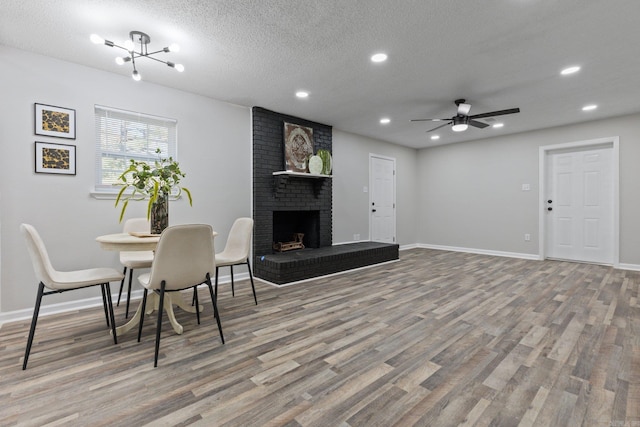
[
  {"x1": 284, "y1": 122, "x2": 313, "y2": 172},
  {"x1": 35, "y1": 141, "x2": 76, "y2": 175},
  {"x1": 34, "y1": 103, "x2": 76, "y2": 139}
]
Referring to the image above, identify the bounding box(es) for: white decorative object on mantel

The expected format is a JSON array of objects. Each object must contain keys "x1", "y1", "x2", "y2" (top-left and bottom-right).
[{"x1": 308, "y1": 155, "x2": 323, "y2": 175}]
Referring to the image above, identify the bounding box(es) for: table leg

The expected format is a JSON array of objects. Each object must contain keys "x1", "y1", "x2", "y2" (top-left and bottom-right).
[
  {"x1": 114, "y1": 293, "x2": 147, "y2": 336},
  {"x1": 113, "y1": 292, "x2": 204, "y2": 337}
]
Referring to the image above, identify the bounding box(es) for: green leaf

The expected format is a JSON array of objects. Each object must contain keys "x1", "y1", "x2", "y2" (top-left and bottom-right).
[
  {"x1": 183, "y1": 187, "x2": 193, "y2": 206},
  {"x1": 119, "y1": 199, "x2": 129, "y2": 223}
]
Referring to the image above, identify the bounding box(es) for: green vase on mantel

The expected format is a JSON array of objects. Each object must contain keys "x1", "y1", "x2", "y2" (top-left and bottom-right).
[
  {"x1": 317, "y1": 149, "x2": 332, "y2": 175},
  {"x1": 150, "y1": 193, "x2": 169, "y2": 235}
]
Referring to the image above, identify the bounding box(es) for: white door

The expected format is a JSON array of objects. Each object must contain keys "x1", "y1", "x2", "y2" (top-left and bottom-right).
[
  {"x1": 545, "y1": 146, "x2": 614, "y2": 263},
  {"x1": 370, "y1": 155, "x2": 396, "y2": 243}
]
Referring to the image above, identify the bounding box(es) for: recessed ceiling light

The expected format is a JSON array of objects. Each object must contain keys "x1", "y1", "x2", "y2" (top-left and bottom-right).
[
  {"x1": 582, "y1": 104, "x2": 597, "y2": 111},
  {"x1": 379, "y1": 118, "x2": 391, "y2": 124},
  {"x1": 430, "y1": 135, "x2": 440, "y2": 140},
  {"x1": 296, "y1": 91, "x2": 309, "y2": 98},
  {"x1": 371, "y1": 53, "x2": 387, "y2": 63},
  {"x1": 492, "y1": 123, "x2": 504, "y2": 128},
  {"x1": 561, "y1": 66, "x2": 581, "y2": 75}
]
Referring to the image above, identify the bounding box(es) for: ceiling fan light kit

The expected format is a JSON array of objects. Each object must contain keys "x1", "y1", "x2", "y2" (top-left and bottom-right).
[
  {"x1": 91, "y1": 31, "x2": 184, "y2": 81},
  {"x1": 412, "y1": 99, "x2": 520, "y2": 134},
  {"x1": 451, "y1": 116, "x2": 468, "y2": 132}
]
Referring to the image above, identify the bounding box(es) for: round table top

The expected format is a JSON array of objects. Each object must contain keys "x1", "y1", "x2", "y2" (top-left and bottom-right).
[
  {"x1": 96, "y1": 230, "x2": 218, "y2": 251},
  {"x1": 96, "y1": 233, "x2": 161, "y2": 251}
]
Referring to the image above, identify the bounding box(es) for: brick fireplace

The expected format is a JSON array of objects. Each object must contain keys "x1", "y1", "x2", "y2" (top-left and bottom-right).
[{"x1": 252, "y1": 107, "x2": 398, "y2": 284}]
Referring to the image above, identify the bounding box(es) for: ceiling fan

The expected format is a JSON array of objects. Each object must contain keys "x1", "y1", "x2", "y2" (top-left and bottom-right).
[{"x1": 411, "y1": 99, "x2": 520, "y2": 132}]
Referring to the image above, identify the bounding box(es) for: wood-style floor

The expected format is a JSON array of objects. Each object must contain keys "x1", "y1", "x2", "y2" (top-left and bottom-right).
[{"x1": 0, "y1": 248, "x2": 638, "y2": 426}]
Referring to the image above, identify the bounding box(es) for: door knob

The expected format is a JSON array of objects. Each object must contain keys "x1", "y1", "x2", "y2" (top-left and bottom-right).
[
  {"x1": 547, "y1": 200, "x2": 553, "y2": 204},
  {"x1": 372, "y1": 209, "x2": 377, "y2": 213},
  {"x1": 547, "y1": 207, "x2": 552, "y2": 211}
]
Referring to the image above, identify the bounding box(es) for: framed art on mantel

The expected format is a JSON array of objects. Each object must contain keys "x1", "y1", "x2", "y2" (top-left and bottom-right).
[
  {"x1": 35, "y1": 141, "x2": 76, "y2": 175},
  {"x1": 284, "y1": 122, "x2": 313, "y2": 172},
  {"x1": 34, "y1": 103, "x2": 76, "y2": 139}
]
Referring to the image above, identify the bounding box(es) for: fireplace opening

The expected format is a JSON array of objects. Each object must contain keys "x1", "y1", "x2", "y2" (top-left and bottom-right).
[{"x1": 273, "y1": 210, "x2": 320, "y2": 252}]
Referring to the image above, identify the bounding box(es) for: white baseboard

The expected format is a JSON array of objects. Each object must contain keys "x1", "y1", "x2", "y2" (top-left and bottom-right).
[
  {"x1": 617, "y1": 263, "x2": 640, "y2": 271},
  {"x1": 417, "y1": 243, "x2": 541, "y2": 261},
  {"x1": 0, "y1": 272, "x2": 244, "y2": 327},
  {"x1": 399, "y1": 243, "x2": 418, "y2": 251}
]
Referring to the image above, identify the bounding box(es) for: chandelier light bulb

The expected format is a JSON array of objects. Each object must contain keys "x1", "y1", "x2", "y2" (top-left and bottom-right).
[
  {"x1": 132, "y1": 70, "x2": 141, "y2": 81},
  {"x1": 115, "y1": 57, "x2": 124, "y2": 65},
  {"x1": 168, "y1": 43, "x2": 180, "y2": 52},
  {"x1": 175, "y1": 63, "x2": 184, "y2": 72}
]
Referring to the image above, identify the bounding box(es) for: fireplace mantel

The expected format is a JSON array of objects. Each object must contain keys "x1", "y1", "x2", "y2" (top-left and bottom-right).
[
  {"x1": 272, "y1": 171, "x2": 332, "y2": 178},
  {"x1": 272, "y1": 171, "x2": 331, "y2": 198}
]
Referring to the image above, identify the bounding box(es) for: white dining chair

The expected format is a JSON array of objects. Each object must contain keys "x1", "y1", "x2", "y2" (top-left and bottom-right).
[
  {"x1": 117, "y1": 218, "x2": 154, "y2": 318},
  {"x1": 137, "y1": 224, "x2": 224, "y2": 367},
  {"x1": 20, "y1": 223, "x2": 124, "y2": 369},
  {"x1": 215, "y1": 217, "x2": 257, "y2": 305}
]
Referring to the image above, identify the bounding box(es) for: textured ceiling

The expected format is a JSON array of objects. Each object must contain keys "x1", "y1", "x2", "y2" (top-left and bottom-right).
[{"x1": 2, "y1": 0, "x2": 640, "y2": 148}]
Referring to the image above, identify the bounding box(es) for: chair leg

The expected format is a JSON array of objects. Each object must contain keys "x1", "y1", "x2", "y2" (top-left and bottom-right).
[
  {"x1": 230, "y1": 265, "x2": 235, "y2": 297},
  {"x1": 191, "y1": 287, "x2": 197, "y2": 306},
  {"x1": 206, "y1": 273, "x2": 224, "y2": 344},
  {"x1": 125, "y1": 268, "x2": 134, "y2": 319},
  {"x1": 214, "y1": 266, "x2": 219, "y2": 307},
  {"x1": 137, "y1": 289, "x2": 148, "y2": 343},
  {"x1": 117, "y1": 266, "x2": 127, "y2": 306},
  {"x1": 194, "y1": 286, "x2": 201, "y2": 325},
  {"x1": 23, "y1": 282, "x2": 45, "y2": 370},
  {"x1": 154, "y1": 281, "x2": 166, "y2": 367},
  {"x1": 105, "y1": 283, "x2": 118, "y2": 345},
  {"x1": 100, "y1": 284, "x2": 110, "y2": 328},
  {"x1": 247, "y1": 259, "x2": 258, "y2": 305}
]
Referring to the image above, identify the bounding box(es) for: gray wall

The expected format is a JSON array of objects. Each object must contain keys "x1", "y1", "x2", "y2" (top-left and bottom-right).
[
  {"x1": 332, "y1": 130, "x2": 419, "y2": 247},
  {"x1": 417, "y1": 113, "x2": 640, "y2": 264},
  {"x1": 0, "y1": 46, "x2": 251, "y2": 313}
]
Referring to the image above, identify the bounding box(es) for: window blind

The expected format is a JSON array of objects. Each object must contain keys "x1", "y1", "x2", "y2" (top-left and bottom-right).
[{"x1": 94, "y1": 105, "x2": 177, "y2": 193}]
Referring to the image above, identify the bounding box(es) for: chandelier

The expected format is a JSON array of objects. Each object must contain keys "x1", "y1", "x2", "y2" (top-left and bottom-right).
[{"x1": 90, "y1": 31, "x2": 184, "y2": 81}]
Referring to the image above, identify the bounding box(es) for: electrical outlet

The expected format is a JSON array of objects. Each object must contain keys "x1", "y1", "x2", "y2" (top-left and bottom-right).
[
  {"x1": 524, "y1": 233, "x2": 531, "y2": 241},
  {"x1": 353, "y1": 234, "x2": 360, "y2": 241}
]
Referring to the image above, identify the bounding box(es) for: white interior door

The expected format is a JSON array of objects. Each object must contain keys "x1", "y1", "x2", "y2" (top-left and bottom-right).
[
  {"x1": 370, "y1": 154, "x2": 396, "y2": 243},
  {"x1": 545, "y1": 146, "x2": 614, "y2": 264}
]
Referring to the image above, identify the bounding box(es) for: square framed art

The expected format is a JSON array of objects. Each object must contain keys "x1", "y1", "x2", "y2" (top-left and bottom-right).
[
  {"x1": 35, "y1": 141, "x2": 76, "y2": 175},
  {"x1": 34, "y1": 103, "x2": 76, "y2": 139},
  {"x1": 284, "y1": 122, "x2": 313, "y2": 172}
]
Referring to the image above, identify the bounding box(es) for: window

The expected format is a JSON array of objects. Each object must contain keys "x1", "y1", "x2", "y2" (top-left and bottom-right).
[{"x1": 94, "y1": 105, "x2": 177, "y2": 194}]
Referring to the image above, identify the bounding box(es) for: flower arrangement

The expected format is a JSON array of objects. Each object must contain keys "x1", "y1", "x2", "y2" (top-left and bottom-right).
[{"x1": 115, "y1": 148, "x2": 192, "y2": 224}]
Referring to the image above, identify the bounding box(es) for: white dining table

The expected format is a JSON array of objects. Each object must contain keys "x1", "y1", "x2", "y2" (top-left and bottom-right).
[{"x1": 96, "y1": 231, "x2": 217, "y2": 336}]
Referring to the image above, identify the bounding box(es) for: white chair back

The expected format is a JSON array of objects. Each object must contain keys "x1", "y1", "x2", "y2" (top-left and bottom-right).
[
  {"x1": 123, "y1": 217, "x2": 150, "y2": 233},
  {"x1": 145, "y1": 224, "x2": 215, "y2": 291},
  {"x1": 20, "y1": 224, "x2": 57, "y2": 289},
  {"x1": 222, "y1": 218, "x2": 253, "y2": 261}
]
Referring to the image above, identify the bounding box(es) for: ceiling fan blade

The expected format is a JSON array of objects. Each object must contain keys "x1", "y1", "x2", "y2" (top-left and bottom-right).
[
  {"x1": 426, "y1": 122, "x2": 452, "y2": 132},
  {"x1": 457, "y1": 103, "x2": 471, "y2": 116},
  {"x1": 469, "y1": 108, "x2": 520, "y2": 120},
  {"x1": 411, "y1": 118, "x2": 450, "y2": 122},
  {"x1": 469, "y1": 120, "x2": 489, "y2": 129}
]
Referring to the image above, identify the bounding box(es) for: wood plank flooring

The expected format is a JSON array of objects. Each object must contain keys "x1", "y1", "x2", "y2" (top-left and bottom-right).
[{"x1": 0, "y1": 248, "x2": 638, "y2": 426}]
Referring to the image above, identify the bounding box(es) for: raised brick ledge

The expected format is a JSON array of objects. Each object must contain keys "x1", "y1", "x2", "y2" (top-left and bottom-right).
[{"x1": 253, "y1": 242, "x2": 399, "y2": 285}]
